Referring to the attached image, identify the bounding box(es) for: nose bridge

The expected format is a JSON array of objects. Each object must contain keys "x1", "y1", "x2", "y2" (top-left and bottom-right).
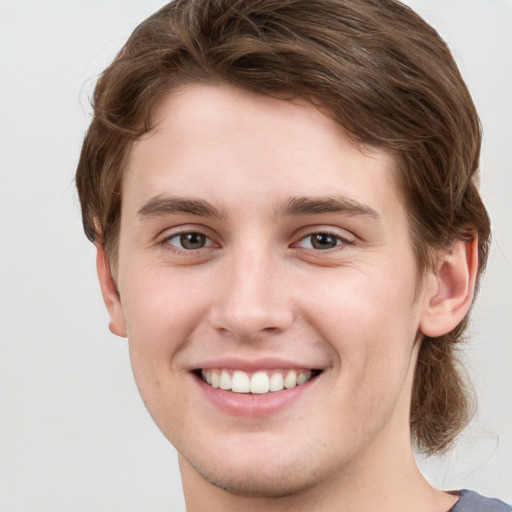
[{"x1": 210, "y1": 243, "x2": 294, "y2": 339}]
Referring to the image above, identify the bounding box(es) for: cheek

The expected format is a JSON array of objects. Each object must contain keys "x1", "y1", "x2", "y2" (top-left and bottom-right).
[
  {"x1": 118, "y1": 269, "x2": 207, "y2": 410},
  {"x1": 304, "y1": 260, "x2": 418, "y2": 331},
  {"x1": 301, "y1": 263, "x2": 420, "y2": 386},
  {"x1": 120, "y1": 270, "x2": 200, "y2": 436},
  {"x1": 304, "y1": 270, "x2": 420, "y2": 442},
  {"x1": 121, "y1": 267, "x2": 206, "y2": 350}
]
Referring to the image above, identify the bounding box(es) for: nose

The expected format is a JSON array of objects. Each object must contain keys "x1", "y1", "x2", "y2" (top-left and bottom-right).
[{"x1": 209, "y1": 248, "x2": 295, "y2": 341}]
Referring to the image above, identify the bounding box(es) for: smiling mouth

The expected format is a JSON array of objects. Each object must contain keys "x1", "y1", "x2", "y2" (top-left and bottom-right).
[{"x1": 196, "y1": 368, "x2": 322, "y2": 395}]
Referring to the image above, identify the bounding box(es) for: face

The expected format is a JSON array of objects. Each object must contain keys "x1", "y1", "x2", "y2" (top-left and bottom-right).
[{"x1": 108, "y1": 83, "x2": 432, "y2": 498}]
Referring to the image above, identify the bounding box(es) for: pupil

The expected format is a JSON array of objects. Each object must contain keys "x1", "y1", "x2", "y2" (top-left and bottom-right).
[
  {"x1": 312, "y1": 233, "x2": 336, "y2": 250},
  {"x1": 180, "y1": 233, "x2": 205, "y2": 249}
]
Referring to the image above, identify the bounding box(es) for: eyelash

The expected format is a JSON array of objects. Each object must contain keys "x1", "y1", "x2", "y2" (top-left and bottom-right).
[
  {"x1": 293, "y1": 231, "x2": 353, "y2": 251},
  {"x1": 160, "y1": 229, "x2": 353, "y2": 254},
  {"x1": 161, "y1": 231, "x2": 216, "y2": 253}
]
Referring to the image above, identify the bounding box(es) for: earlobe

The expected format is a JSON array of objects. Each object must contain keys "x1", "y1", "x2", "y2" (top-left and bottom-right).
[
  {"x1": 96, "y1": 245, "x2": 127, "y2": 338},
  {"x1": 420, "y1": 237, "x2": 478, "y2": 338}
]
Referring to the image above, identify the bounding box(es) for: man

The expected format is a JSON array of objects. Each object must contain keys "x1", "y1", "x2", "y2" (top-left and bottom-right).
[{"x1": 75, "y1": 0, "x2": 509, "y2": 510}]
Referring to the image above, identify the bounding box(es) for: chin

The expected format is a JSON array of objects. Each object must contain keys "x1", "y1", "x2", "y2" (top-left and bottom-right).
[
  {"x1": 193, "y1": 460, "x2": 323, "y2": 498},
  {"x1": 179, "y1": 438, "x2": 332, "y2": 499}
]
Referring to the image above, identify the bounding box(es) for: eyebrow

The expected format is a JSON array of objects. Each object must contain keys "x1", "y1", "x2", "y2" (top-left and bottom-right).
[
  {"x1": 277, "y1": 195, "x2": 381, "y2": 220},
  {"x1": 137, "y1": 194, "x2": 380, "y2": 221},
  {"x1": 137, "y1": 196, "x2": 226, "y2": 219}
]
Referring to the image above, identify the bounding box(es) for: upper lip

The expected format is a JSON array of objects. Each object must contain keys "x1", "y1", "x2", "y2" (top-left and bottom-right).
[{"x1": 191, "y1": 356, "x2": 325, "y2": 372}]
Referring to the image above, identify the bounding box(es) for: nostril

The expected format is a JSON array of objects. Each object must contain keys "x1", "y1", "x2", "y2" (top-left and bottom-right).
[{"x1": 209, "y1": 303, "x2": 295, "y2": 341}]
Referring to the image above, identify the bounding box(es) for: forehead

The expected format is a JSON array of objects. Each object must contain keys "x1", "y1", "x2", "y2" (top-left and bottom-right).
[{"x1": 123, "y1": 82, "x2": 403, "y2": 221}]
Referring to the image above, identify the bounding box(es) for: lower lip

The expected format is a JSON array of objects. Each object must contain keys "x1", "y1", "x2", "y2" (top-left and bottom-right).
[{"x1": 194, "y1": 374, "x2": 319, "y2": 417}]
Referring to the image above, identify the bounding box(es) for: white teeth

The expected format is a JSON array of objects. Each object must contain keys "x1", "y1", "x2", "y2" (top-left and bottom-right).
[
  {"x1": 231, "y1": 370, "x2": 250, "y2": 393},
  {"x1": 250, "y1": 371, "x2": 270, "y2": 394},
  {"x1": 200, "y1": 368, "x2": 316, "y2": 394},
  {"x1": 297, "y1": 370, "x2": 312, "y2": 386},
  {"x1": 219, "y1": 369, "x2": 231, "y2": 390},
  {"x1": 284, "y1": 370, "x2": 297, "y2": 389},
  {"x1": 269, "y1": 372, "x2": 284, "y2": 392},
  {"x1": 211, "y1": 371, "x2": 220, "y2": 388},
  {"x1": 201, "y1": 369, "x2": 212, "y2": 385}
]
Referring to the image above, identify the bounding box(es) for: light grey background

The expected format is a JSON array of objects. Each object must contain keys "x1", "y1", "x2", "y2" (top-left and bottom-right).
[{"x1": 0, "y1": 1, "x2": 510, "y2": 510}]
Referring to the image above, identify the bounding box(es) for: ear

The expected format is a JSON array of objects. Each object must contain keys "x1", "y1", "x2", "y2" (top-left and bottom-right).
[
  {"x1": 96, "y1": 245, "x2": 127, "y2": 338},
  {"x1": 420, "y1": 237, "x2": 479, "y2": 338}
]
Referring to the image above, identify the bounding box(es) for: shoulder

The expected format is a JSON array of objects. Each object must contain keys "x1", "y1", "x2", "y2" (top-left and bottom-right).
[{"x1": 450, "y1": 490, "x2": 511, "y2": 512}]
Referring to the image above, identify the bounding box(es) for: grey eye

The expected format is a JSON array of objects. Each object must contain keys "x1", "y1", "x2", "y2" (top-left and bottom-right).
[
  {"x1": 167, "y1": 232, "x2": 210, "y2": 250},
  {"x1": 309, "y1": 233, "x2": 339, "y2": 250},
  {"x1": 180, "y1": 233, "x2": 207, "y2": 249},
  {"x1": 296, "y1": 233, "x2": 343, "y2": 250}
]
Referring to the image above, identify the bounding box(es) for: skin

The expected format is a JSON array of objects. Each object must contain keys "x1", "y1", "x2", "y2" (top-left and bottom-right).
[{"x1": 98, "y1": 83, "x2": 477, "y2": 511}]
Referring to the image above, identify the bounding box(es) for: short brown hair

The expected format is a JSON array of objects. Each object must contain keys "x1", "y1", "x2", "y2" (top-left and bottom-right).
[{"x1": 76, "y1": 0, "x2": 491, "y2": 454}]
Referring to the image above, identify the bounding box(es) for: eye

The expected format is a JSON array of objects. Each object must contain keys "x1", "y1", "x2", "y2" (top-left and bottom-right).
[
  {"x1": 165, "y1": 232, "x2": 213, "y2": 250},
  {"x1": 296, "y1": 232, "x2": 347, "y2": 250}
]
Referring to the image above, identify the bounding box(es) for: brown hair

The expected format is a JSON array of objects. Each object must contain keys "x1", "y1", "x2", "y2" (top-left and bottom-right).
[{"x1": 76, "y1": 0, "x2": 491, "y2": 454}]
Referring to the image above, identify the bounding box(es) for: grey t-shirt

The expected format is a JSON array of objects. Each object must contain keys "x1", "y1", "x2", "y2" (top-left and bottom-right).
[{"x1": 450, "y1": 490, "x2": 511, "y2": 512}]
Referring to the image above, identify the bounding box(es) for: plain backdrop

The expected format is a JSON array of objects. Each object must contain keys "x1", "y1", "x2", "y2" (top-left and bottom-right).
[{"x1": 0, "y1": 1, "x2": 510, "y2": 510}]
